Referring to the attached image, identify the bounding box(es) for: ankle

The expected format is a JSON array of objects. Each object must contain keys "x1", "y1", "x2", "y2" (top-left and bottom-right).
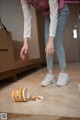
[
  {"x1": 60, "y1": 69, "x2": 67, "y2": 73},
  {"x1": 47, "y1": 69, "x2": 54, "y2": 75}
]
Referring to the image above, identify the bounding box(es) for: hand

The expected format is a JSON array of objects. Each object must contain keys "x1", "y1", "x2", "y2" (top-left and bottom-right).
[
  {"x1": 20, "y1": 43, "x2": 28, "y2": 60},
  {"x1": 45, "y1": 37, "x2": 54, "y2": 56}
]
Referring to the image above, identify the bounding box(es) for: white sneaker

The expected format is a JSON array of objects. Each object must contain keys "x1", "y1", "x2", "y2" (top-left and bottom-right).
[
  {"x1": 41, "y1": 73, "x2": 56, "y2": 87},
  {"x1": 56, "y1": 73, "x2": 70, "y2": 87}
]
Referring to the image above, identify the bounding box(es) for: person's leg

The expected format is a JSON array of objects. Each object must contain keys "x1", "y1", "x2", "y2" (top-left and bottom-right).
[
  {"x1": 45, "y1": 17, "x2": 54, "y2": 73},
  {"x1": 54, "y1": 5, "x2": 70, "y2": 86},
  {"x1": 41, "y1": 17, "x2": 55, "y2": 87}
]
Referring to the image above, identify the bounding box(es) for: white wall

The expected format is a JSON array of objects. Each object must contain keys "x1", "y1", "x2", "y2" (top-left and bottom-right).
[
  {"x1": 0, "y1": 0, "x2": 23, "y2": 41},
  {"x1": 0, "y1": 0, "x2": 40, "y2": 59}
]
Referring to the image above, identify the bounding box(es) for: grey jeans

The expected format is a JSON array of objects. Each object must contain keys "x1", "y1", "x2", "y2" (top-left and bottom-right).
[{"x1": 45, "y1": 5, "x2": 70, "y2": 70}]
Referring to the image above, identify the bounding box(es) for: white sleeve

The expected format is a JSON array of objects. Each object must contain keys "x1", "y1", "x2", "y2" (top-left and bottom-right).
[
  {"x1": 20, "y1": 0, "x2": 31, "y2": 39},
  {"x1": 49, "y1": 0, "x2": 58, "y2": 37}
]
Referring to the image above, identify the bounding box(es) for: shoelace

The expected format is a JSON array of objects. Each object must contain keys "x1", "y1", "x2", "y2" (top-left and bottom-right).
[
  {"x1": 58, "y1": 74, "x2": 66, "y2": 80},
  {"x1": 44, "y1": 74, "x2": 53, "y2": 82}
]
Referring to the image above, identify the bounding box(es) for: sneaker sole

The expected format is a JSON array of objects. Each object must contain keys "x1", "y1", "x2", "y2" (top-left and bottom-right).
[{"x1": 41, "y1": 80, "x2": 56, "y2": 87}]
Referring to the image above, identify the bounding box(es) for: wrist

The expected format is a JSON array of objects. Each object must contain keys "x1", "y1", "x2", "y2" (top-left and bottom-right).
[
  {"x1": 24, "y1": 37, "x2": 29, "y2": 45},
  {"x1": 48, "y1": 36, "x2": 54, "y2": 42}
]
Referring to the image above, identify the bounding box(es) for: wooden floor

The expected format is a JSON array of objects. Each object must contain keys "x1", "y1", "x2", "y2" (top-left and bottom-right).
[{"x1": 0, "y1": 63, "x2": 80, "y2": 119}]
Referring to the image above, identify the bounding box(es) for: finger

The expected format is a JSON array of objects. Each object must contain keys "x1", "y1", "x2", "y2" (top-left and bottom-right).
[
  {"x1": 50, "y1": 49, "x2": 53, "y2": 55},
  {"x1": 48, "y1": 49, "x2": 51, "y2": 56},
  {"x1": 49, "y1": 48, "x2": 54, "y2": 55},
  {"x1": 47, "y1": 48, "x2": 53, "y2": 56},
  {"x1": 20, "y1": 49, "x2": 25, "y2": 59},
  {"x1": 46, "y1": 48, "x2": 50, "y2": 56},
  {"x1": 24, "y1": 48, "x2": 27, "y2": 54},
  {"x1": 20, "y1": 54, "x2": 24, "y2": 60},
  {"x1": 51, "y1": 48, "x2": 54, "y2": 54}
]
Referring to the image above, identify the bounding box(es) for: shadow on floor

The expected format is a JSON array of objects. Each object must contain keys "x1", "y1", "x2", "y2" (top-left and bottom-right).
[
  {"x1": 7, "y1": 113, "x2": 80, "y2": 120},
  {"x1": 0, "y1": 66, "x2": 45, "y2": 89}
]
